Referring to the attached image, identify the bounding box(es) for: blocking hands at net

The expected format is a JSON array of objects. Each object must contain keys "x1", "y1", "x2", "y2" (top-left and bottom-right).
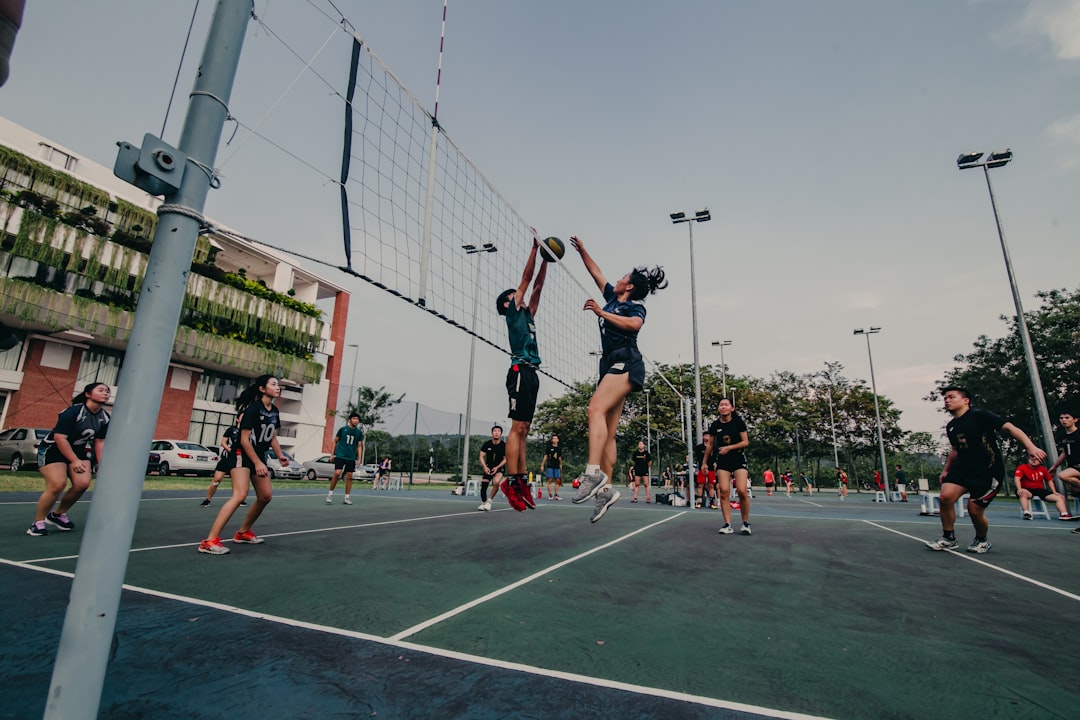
[
  {"x1": 569, "y1": 235, "x2": 667, "y2": 523},
  {"x1": 494, "y1": 236, "x2": 548, "y2": 512}
]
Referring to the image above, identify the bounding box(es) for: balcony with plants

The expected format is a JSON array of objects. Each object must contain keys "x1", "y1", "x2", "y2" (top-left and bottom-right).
[{"x1": 0, "y1": 145, "x2": 326, "y2": 384}]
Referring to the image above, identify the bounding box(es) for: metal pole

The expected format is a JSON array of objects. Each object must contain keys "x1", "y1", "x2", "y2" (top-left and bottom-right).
[
  {"x1": 685, "y1": 397, "x2": 696, "y2": 504},
  {"x1": 460, "y1": 256, "x2": 482, "y2": 487},
  {"x1": 688, "y1": 220, "x2": 703, "y2": 443},
  {"x1": 720, "y1": 342, "x2": 727, "y2": 399},
  {"x1": 863, "y1": 333, "x2": 891, "y2": 496},
  {"x1": 826, "y1": 389, "x2": 840, "y2": 468},
  {"x1": 982, "y1": 167, "x2": 1057, "y2": 466},
  {"x1": 409, "y1": 401, "x2": 418, "y2": 487},
  {"x1": 645, "y1": 389, "x2": 651, "y2": 451},
  {"x1": 44, "y1": 3, "x2": 252, "y2": 718}
]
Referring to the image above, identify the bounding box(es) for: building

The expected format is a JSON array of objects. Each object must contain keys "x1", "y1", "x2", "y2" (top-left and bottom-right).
[{"x1": 0, "y1": 115, "x2": 350, "y2": 462}]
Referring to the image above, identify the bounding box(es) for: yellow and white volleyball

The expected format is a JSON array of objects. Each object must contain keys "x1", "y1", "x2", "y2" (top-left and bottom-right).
[{"x1": 538, "y1": 236, "x2": 565, "y2": 262}]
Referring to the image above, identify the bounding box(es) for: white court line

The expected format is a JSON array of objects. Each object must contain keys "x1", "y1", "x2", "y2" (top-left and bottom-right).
[
  {"x1": 864, "y1": 520, "x2": 1080, "y2": 603},
  {"x1": 0, "y1": 542, "x2": 832, "y2": 720},
  {"x1": 389, "y1": 512, "x2": 686, "y2": 642},
  {"x1": 19, "y1": 508, "x2": 491, "y2": 564}
]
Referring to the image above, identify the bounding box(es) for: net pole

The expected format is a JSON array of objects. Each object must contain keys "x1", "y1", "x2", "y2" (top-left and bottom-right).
[{"x1": 416, "y1": 0, "x2": 448, "y2": 307}]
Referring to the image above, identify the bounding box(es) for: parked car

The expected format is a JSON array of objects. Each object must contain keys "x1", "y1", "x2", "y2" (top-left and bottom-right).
[
  {"x1": 302, "y1": 454, "x2": 335, "y2": 481},
  {"x1": 301, "y1": 456, "x2": 377, "y2": 481},
  {"x1": 265, "y1": 450, "x2": 304, "y2": 480},
  {"x1": 0, "y1": 427, "x2": 50, "y2": 471},
  {"x1": 149, "y1": 439, "x2": 218, "y2": 476}
]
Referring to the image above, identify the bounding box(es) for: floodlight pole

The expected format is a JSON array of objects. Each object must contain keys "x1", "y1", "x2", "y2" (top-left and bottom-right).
[
  {"x1": 958, "y1": 150, "x2": 1057, "y2": 469},
  {"x1": 854, "y1": 327, "x2": 890, "y2": 497},
  {"x1": 460, "y1": 244, "x2": 496, "y2": 488},
  {"x1": 711, "y1": 339, "x2": 732, "y2": 398},
  {"x1": 44, "y1": 3, "x2": 252, "y2": 719},
  {"x1": 671, "y1": 209, "x2": 710, "y2": 443}
]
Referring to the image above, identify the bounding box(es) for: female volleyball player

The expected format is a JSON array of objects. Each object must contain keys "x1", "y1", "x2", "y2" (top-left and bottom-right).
[
  {"x1": 26, "y1": 382, "x2": 111, "y2": 536},
  {"x1": 569, "y1": 236, "x2": 667, "y2": 522},
  {"x1": 198, "y1": 374, "x2": 290, "y2": 555},
  {"x1": 703, "y1": 397, "x2": 752, "y2": 535}
]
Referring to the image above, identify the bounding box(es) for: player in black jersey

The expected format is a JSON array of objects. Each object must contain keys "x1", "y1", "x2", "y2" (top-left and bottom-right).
[
  {"x1": 200, "y1": 416, "x2": 242, "y2": 507},
  {"x1": 570, "y1": 236, "x2": 667, "y2": 523},
  {"x1": 703, "y1": 398, "x2": 752, "y2": 535},
  {"x1": 477, "y1": 425, "x2": 507, "y2": 511},
  {"x1": 926, "y1": 386, "x2": 1045, "y2": 553},
  {"x1": 27, "y1": 382, "x2": 110, "y2": 536},
  {"x1": 540, "y1": 435, "x2": 564, "y2": 500},
  {"x1": 199, "y1": 375, "x2": 290, "y2": 555}
]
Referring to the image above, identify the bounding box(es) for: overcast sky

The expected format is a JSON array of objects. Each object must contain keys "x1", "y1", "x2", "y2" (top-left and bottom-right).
[{"x1": 4, "y1": 1, "x2": 1080, "y2": 440}]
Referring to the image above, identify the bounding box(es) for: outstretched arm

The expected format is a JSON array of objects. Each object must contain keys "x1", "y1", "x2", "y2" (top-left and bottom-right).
[
  {"x1": 570, "y1": 236, "x2": 607, "y2": 292},
  {"x1": 1004, "y1": 422, "x2": 1047, "y2": 463},
  {"x1": 513, "y1": 239, "x2": 540, "y2": 310},
  {"x1": 528, "y1": 257, "x2": 548, "y2": 317}
]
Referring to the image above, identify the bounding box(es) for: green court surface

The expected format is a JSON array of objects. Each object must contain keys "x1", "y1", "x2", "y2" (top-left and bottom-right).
[{"x1": 2, "y1": 488, "x2": 1078, "y2": 719}]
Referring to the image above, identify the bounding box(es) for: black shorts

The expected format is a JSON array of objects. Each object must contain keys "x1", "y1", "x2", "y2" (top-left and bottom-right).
[
  {"x1": 214, "y1": 454, "x2": 238, "y2": 474},
  {"x1": 944, "y1": 474, "x2": 1001, "y2": 507},
  {"x1": 714, "y1": 453, "x2": 748, "y2": 474},
  {"x1": 598, "y1": 347, "x2": 645, "y2": 391},
  {"x1": 506, "y1": 363, "x2": 540, "y2": 422},
  {"x1": 1023, "y1": 488, "x2": 1055, "y2": 500},
  {"x1": 333, "y1": 458, "x2": 357, "y2": 473}
]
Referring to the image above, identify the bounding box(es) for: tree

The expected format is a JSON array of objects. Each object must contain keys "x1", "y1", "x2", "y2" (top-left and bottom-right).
[
  {"x1": 933, "y1": 286, "x2": 1080, "y2": 451},
  {"x1": 340, "y1": 385, "x2": 404, "y2": 429}
]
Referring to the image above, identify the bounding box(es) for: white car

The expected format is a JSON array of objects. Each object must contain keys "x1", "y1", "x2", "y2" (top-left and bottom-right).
[{"x1": 149, "y1": 440, "x2": 218, "y2": 476}]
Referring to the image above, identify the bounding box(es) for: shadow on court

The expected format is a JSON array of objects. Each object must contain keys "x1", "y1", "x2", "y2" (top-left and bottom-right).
[{"x1": 1, "y1": 489, "x2": 1078, "y2": 719}]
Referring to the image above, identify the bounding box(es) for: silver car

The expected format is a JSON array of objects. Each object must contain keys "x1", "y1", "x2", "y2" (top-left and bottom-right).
[
  {"x1": 0, "y1": 427, "x2": 50, "y2": 471},
  {"x1": 302, "y1": 454, "x2": 335, "y2": 481},
  {"x1": 265, "y1": 450, "x2": 304, "y2": 480}
]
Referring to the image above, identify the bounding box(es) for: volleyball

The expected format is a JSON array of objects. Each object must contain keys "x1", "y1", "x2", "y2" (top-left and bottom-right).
[{"x1": 538, "y1": 236, "x2": 565, "y2": 262}]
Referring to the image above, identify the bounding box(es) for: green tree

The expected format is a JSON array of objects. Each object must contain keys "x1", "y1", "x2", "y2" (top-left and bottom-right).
[
  {"x1": 933, "y1": 286, "x2": 1080, "y2": 451},
  {"x1": 341, "y1": 385, "x2": 405, "y2": 428}
]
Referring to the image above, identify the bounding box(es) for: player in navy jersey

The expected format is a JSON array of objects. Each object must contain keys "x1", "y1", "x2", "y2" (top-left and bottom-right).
[
  {"x1": 199, "y1": 374, "x2": 290, "y2": 555},
  {"x1": 26, "y1": 382, "x2": 110, "y2": 536},
  {"x1": 569, "y1": 235, "x2": 667, "y2": 523},
  {"x1": 200, "y1": 416, "x2": 242, "y2": 507},
  {"x1": 926, "y1": 386, "x2": 1045, "y2": 553},
  {"x1": 704, "y1": 398, "x2": 752, "y2": 535},
  {"x1": 495, "y1": 235, "x2": 548, "y2": 512},
  {"x1": 540, "y1": 435, "x2": 564, "y2": 500}
]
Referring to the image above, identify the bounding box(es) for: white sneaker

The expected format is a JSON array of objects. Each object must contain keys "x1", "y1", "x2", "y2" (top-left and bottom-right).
[
  {"x1": 477, "y1": 501, "x2": 491, "y2": 511},
  {"x1": 718, "y1": 523, "x2": 734, "y2": 535},
  {"x1": 343, "y1": 496, "x2": 352, "y2": 505},
  {"x1": 325, "y1": 495, "x2": 333, "y2": 504}
]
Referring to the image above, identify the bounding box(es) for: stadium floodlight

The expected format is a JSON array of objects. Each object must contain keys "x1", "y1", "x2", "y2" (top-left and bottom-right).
[
  {"x1": 956, "y1": 151, "x2": 984, "y2": 169},
  {"x1": 956, "y1": 147, "x2": 1056, "y2": 468},
  {"x1": 671, "y1": 207, "x2": 712, "y2": 442},
  {"x1": 853, "y1": 327, "x2": 889, "y2": 498}
]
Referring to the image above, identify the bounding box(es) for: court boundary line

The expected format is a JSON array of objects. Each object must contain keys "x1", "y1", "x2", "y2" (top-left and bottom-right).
[
  {"x1": 17, "y1": 507, "x2": 497, "y2": 564},
  {"x1": 864, "y1": 520, "x2": 1080, "y2": 603},
  {"x1": 389, "y1": 512, "x2": 686, "y2": 641},
  {"x1": 0, "y1": 555, "x2": 833, "y2": 720}
]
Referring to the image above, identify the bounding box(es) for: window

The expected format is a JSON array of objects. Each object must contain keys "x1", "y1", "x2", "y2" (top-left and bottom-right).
[
  {"x1": 38, "y1": 143, "x2": 79, "y2": 172},
  {"x1": 189, "y1": 408, "x2": 234, "y2": 448},
  {"x1": 76, "y1": 349, "x2": 122, "y2": 389},
  {"x1": 195, "y1": 371, "x2": 246, "y2": 404}
]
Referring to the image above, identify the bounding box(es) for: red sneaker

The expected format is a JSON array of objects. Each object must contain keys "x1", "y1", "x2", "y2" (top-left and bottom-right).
[
  {"x1": 233, "y1": 529, "x2": 264, "y2": 544},
  {"x1": 514, "y1": 477, "x2": 536, "y2": 509},
  {"x1": 499, "y1": 478, "x2": 527, "y2": 512},
  {"x1": 198, "y1": 537, "x2": 229, "y2": 555}
]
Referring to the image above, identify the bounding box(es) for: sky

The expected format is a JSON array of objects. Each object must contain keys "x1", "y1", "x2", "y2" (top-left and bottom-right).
[{"x1": 3, "y1": 0, "x2": 1080, "y2": 441}]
